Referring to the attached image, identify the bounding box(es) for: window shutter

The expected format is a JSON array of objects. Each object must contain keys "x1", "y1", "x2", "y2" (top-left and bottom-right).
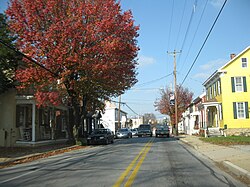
[
  {"x1": 245, "y1": 102, "x2": 249, "y2": 119},
  {"x1": 243, "y1": 77, "x2": 247, "y2": 92},
  {"x1": 233, "y1": 102, "x2": 237, "y2": 119},
  {"x1": 231, "y1": 77, "x2": 235, "y2": 92}
]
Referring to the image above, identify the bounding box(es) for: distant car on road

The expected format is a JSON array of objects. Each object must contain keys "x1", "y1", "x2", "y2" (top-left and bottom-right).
[
  {"x1": 116, "y1": 128, "x2": 132, "y2": 139},
  {"x1": 137, "y1": 124, "x2": 152, "y2": 137},
  {"x1": 87, "y1": 128, "x2": 114, "y2": 145},
  {"x1": 155, "y1": 125, "x2": 170, "y2": 138},
  {"x1": 131, "y1": 128, "x2": 138, "y2": 136}
]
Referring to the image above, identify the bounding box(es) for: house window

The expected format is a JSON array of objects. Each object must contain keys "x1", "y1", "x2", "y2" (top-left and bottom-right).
[
  {"x1": 213, "y1": 83, "x2": 216, "y2": 97},
  {"x1": 231, "y1": 76, "x2": 247, "y2": 92},
  {"x1": 209, "y1": 86, "x2": 212, "y2": 99},
  {"x1": 242, "y1": 58, "x2": 247, "y2": 68},
  {"x1": 237, "y1": 102, "x2": 245, "y2": 119},
  {"x1": 217, "y1": 80, "x2": 221, "y2": 95},
  {"x1": 235, "y1": 77, "x2": 243, "y2": 92},
  {"x1": 16, "y1": 105, "x2": 32, "y2": 128},
  {"x1": 233, "y1": 102, "x2": 249, "y2": 119}
]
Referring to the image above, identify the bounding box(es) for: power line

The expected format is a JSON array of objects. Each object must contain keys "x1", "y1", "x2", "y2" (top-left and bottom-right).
[
  {"x1": 179, "y1": 0, "x2": 197, "y2": 52},
  {"x1": 110, "y1": 100, "x2": 139, "y2": 116},
  {"x1": 0, "y1": 39, "x2": 58, "y2": 78},
  {"x1": 134, "y1": 73, "x2": 172, "y2": 88},
  {"x1": 179, "y1": 0, "x2": 208, "y2": 74},
  {"x1": 181, "y1": 0, "x2": 227, "y2": 86},
  {"x1": 167, "y1": 0, "x2": 174, "y2": 50},
  {"x1": 125, "y1": 103, "x2": 139, "y2": 116},
  {"x1": 174, "y1": 0, "x2": 187, "y2": 49}
]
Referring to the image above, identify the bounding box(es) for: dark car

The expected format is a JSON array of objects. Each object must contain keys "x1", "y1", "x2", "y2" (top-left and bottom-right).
[
  {"x1": 116, "y1": 128, "x2": 132, "y2": 138},
  {"x1": 155, "y1": 125, "x2": 170, "y2": 138},
  {"x1": 137, "y1": 124, "x2": 152, "y2": 137},
  {"x1": 87, "y1": 128, "x2": 114, "y2": 145}
]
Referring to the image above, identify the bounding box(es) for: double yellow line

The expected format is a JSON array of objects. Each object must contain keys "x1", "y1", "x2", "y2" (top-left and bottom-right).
[{"x1": 113, "y1": 138, "x2": 154, "y2": 187}]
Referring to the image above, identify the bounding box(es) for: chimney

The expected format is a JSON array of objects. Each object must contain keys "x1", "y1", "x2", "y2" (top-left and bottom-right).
[{"x1": 230, "y1": 53, "x2": 236, "y2": 59}]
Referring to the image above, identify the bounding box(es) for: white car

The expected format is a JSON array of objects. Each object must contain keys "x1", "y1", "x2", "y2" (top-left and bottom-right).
[
  {"x1": 131, "y1": 128, "x2": 138, "y2": 136},
  {"x1": 116, "y1": 128, "x2": 132, "y2": 138}
]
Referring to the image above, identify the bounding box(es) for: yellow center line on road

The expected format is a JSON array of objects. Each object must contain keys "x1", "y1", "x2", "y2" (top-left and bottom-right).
[
  {"x1": 113, "y1": 138, "x2": 154, "y2": 187},
  {"x1": 124, "y1": 141, "x2": 153, "y2": 187}
]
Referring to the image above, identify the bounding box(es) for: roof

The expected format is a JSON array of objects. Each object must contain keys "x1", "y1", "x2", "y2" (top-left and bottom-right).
[
  {"x1": 219, "y1": 46, "x2": 250, "y2": 70},
  {"x1": 203, "y1": 46, "x2": 250, "y2": 86}
]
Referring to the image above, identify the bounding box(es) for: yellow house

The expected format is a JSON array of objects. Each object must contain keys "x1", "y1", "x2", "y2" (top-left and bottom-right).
[{"x1": 203, "y1": 46, "x2": 250, "y2": 136}]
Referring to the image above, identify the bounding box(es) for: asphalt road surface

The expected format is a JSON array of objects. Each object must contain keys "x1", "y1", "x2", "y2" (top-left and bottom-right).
[{"x1": 0, "y1": 137, "x2": 246, "y2": 187}]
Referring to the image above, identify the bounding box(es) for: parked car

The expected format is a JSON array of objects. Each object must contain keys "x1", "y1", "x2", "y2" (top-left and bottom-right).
[
  {"x1": 155, "y1": 125, "x2": 170, "y2": 138},
  {"x1": 131, "y1": 128, "x2": 138, "y2": 136},
  {"x1": 137, "y1": 124, "x2": 152, "y2": 137},
  {"x1": 116, "y1": 128, "x2": 132, "y2": 138},
  {"x1": 87, "y1": 128, "x2": 114, "y2": 145}
]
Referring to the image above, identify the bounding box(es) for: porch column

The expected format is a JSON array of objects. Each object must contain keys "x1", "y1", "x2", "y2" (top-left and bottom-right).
[
  {"x1": 216, "y1": 104, "x2": 219, "y2": 127},
  {"x1": 32, "y1": 103, "x2": 36, "y2": 142},
  {"x1": 204, "y1": 105, "x2": 207, "y2": 137}
]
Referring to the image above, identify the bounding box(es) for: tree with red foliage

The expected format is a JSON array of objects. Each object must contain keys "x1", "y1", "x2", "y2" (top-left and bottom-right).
[
  {"x1": 6, "y1": 0, "x2": 139, "y2": 142},
  {"x1": 154, "y1": 85, "x2": 193, "y2": 130}
]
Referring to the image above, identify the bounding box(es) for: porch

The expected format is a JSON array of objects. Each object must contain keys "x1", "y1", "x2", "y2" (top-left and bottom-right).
[
  {"x1": 16, "y1": 95, "x2": 69, "y2": 144},
  {"x1": 202, "y1": 102, "x2": 223, "y2": 136}
]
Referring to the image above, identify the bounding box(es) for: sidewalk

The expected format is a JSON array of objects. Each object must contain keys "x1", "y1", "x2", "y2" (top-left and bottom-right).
[{"x1": 179, "y1": 135, "x2": 250, "y2": 185}]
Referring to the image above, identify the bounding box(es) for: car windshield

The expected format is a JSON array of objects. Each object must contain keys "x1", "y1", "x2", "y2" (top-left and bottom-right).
[
  {"x1": 92, "y1": 129, "x2": 107, "y2": 134},
  {"x1": 139, "y1": 125, "x2": 150, "y2": 129},
  {"x1": 156, "y1": 125, "x2": 169, "y2": 130}
]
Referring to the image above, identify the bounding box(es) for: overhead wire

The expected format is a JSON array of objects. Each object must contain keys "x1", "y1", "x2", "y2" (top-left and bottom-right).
[
  {"x1": 0, "y1": 39, "x2": 58, "y2": 78},
  {"x1": 111, "y1": 100, "x2": 139, "y2": 116},
  {"x1": 167, "y1": 0, "x2": 174, "y2": 51},
  {"x1": 176, "y1": 0, "x2": 197, "y2": 70},
  {"x1": 133, "y1": 73, "x2": 172, "y2": 88},
  {"x1": 174, "y1": 0, "x2": 187, "y2": 50},
  {"x1": 181, "y1": 0, "x2": 228, "y2": 86},
  {"x1": 179, "y1": 0, "x2": 208, "y2": 74},
  {"x1": 125, "y1": 103, "x2": 139, "y2": 116},
  {"x1": 179, "y1": 0, "x2": 197, "y2": 51}
]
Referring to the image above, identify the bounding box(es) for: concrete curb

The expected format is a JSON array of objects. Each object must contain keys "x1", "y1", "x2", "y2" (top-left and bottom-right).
[
  {"x1": 180, "y1": 139, "x2": 199, "y2": 150},
  {"x1": 222, "y1": 161, "x2": 250, "y2": 181},
  {"x1": 179, "y1": 136, "x2": 250, "y2": 184},
  {"x1": 0, "y1": 145, "x2": 87, "y2": 168}
]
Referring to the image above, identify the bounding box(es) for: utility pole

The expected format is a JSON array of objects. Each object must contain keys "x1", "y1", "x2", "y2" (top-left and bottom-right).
[
  {"x1": 167, "y1": 50, "x2": 181, "y2": 136},
  {"x1": 117, "y1": 95, "x2": 121, "y2": 129}
]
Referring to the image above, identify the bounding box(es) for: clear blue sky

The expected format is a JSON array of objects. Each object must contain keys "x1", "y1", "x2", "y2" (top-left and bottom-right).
[{"x1": 1, "y1": 0, "x2": 250, "y2": 119}]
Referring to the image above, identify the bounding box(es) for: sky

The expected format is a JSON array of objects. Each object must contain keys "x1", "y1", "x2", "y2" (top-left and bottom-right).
[{"x1": 1, "y1": 0, "x2": 250, "y2": 119}]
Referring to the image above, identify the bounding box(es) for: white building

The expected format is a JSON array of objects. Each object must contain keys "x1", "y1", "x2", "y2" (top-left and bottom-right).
[
  {"x1": 130, "y1": 116, "x2": 144, "y2": 129},
  {"x1": 101, "y1": 102, "x2": 127, "y2": 133},
  {"x1": 180, "y1": 92, "x2": 206, "y2": 135}
]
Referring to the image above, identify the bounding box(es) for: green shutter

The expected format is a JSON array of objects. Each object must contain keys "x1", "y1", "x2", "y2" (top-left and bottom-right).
[
  {"x1": 233, "y1": 102, "x2": 237, "y2": 119},
  {"x1": 231, "y1": 77, "x2": 235, "y2": 92},
  {"x1": 243, "y1": 77, "x2": 247, "y2": 92},
  {"x1": 245, "y1": 102, "x2": 249, "y2": 119}
]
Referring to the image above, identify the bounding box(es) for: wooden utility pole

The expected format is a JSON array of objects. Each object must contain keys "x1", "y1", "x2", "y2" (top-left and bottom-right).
[
  {"x1": 117, "y1": 95, "x2": 121, "y2": 129},
  {"x1": 167, "y1": 50, "x2": 181, "y2": 136}
]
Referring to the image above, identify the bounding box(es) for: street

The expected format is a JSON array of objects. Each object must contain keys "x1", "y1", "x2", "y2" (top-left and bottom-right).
[{"x1": 0, "y1": 137, "x2": 246, "y2": 187}]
